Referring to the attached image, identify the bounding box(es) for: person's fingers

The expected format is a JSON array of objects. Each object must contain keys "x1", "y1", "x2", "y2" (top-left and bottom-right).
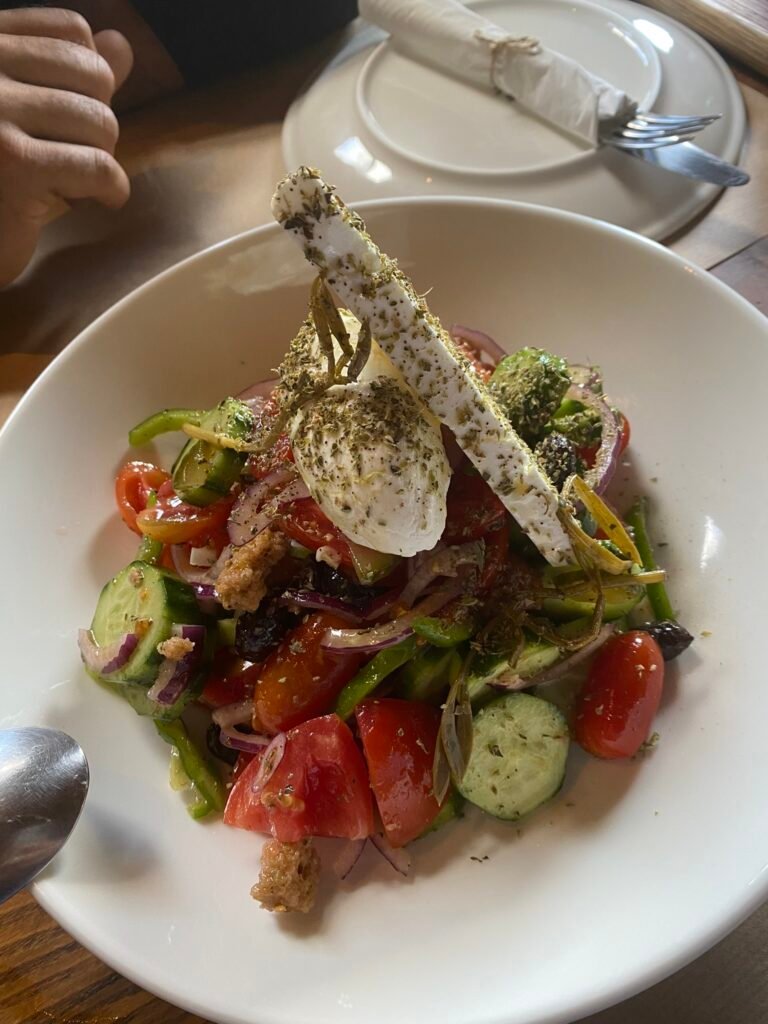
[
  {"x1": 0, "y1": 8, "x2": 97, "y2": 51},
  {"x1": 94, "y1": 29, "x2": 133, "y2": 94},
  {"x1": 4, "y1": 81, "x2": 120, "y2": 154},
  {"x1": 0, "y1": 35, "x2": 115, "y2": 104},
  {"x1": 0, "y1": 130, "x2": 130, "y2": 209}
]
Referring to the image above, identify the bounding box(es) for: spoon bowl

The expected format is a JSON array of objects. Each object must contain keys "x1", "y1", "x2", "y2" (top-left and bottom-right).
[{"x1": 0, "y1": 727, "x2": 89, "y2": 904}]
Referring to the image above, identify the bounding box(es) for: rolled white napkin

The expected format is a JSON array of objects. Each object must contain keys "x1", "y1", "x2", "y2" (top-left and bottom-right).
[{"x1": 358, "y1": 0, "x2": 637, "y2": 145}]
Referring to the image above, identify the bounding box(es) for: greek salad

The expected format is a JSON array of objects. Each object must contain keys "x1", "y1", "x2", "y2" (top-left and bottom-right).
[{"x1": 79, "y1": 168, "x2": 693, "y2": 914}]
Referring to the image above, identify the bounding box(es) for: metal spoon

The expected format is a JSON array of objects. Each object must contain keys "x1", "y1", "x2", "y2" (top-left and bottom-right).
[{"x1": 0, "y1": 727, "x2": 89, "y2": 904}]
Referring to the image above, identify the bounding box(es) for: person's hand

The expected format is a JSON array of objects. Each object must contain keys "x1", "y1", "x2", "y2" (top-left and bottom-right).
[{"x1": 0, "y1": 7, "x2": 134, "y2": 287}]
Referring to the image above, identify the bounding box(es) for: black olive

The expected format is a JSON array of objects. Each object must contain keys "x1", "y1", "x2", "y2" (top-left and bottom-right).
[
  {"x1": 533, "y1": 432, "x2": 581, "y2": 491},
  {"x1": 235, "y1": 598, "x2": 299, "y2": 661},
  {"x1": 311, "y1": 562, "x2": 382, "y2": 604},
  {"x1": 635, "y1": 620, "x2": 694, "y2": 661},
  {"x1": 206, "y1": 723, "x2": 238, "y2": 766}
]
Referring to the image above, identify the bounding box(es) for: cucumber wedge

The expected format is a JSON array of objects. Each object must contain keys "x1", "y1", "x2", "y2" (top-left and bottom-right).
[
  {"x1": 459, "y1": 693, "x2": 569, "y2": 821},
  {"x1": 467, "y1": 636, "x2": 561, "y2": 707},
  {"x1": 90, "y1": 561, "x2": 202, "y2": 685},
  {"x1": 172, "y1": 398, "x2": 254, "y2": 506}
]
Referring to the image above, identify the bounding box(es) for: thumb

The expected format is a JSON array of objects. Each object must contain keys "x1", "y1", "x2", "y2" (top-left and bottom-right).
[{"x1": 94, "y1": 29, "x2": 134, "y2": 96}]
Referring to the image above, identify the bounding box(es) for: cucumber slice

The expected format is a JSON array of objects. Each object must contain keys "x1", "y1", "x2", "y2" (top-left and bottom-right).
[
  {"x1": 172, "y1": 398, "x2": 254, "y2": 506},
  {"x1": 90, "y1": 561, "x2": 202, "y2": 685},
  {"x1": 459, "y1": 693, "x2": 569, "y2": 821}
]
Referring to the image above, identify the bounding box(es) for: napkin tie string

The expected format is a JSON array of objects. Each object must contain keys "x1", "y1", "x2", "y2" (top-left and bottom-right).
[{"x1": 474, "y1": 30, "x2": 541, "y2": 95}]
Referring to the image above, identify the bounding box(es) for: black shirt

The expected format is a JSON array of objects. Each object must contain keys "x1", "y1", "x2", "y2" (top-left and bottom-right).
[{"x1": 130, "y1": 0, "x2": 358, "y2": 84}]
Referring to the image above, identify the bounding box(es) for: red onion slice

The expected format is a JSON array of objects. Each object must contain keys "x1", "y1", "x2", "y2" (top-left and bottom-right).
[
  {"x1": 564, "y1": 384, "x2": 621, "y2": 495},
  {"x1": 212, "y1": 699, "x2": 255, "y2": 729},
  {"x1": 321, "y1": 585, "x2": 462, "y2": 653},
  {"x1": 399, "y1": 540, "x2": 484, "y2": 609},
  {"x1": 449, "y1": 324, "x2": 506, "y2": 367},
  {"x1": 371, "y1": 834, "x2": 411, "y2": 876},
  {"x1": 227, "y1": 473, "x2": 308, "y2": 547},
  {"x1": 78, "y1": 629, "x2": 138, "y2": 676},
  {"x1": 490, "y1": 623, "x2": 617, "y2": 692},
  {"x1": 147, "y1": 624, "x2": 206, "y2": 705},
  {"x1": 279, "y1": 589, "x2": 362, "y2": 623},
  {"x1": 218, "y1": 725, "x2": 272, "y2": 754},
  {"x1": 251, "y1": 732, "x2": 286, "y2": 789},
  {"x1": 225, "y1": 468, "x2": 296, "y2": 548},
  {"x1": 333, "y1": 838, "x2": 367, "y2": 880}
]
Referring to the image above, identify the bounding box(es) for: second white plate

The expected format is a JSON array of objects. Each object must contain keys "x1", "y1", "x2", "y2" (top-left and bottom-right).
[{"x1": 283, "y1": 0, "x2": 746, "y2": 239}]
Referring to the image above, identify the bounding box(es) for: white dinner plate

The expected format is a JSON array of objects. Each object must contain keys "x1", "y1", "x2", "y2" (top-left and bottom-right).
[
  {"x1": 2, "y1": 197, "x2": 768, "y2": 1024},
  {"x1": 283, "y1": 0, "x2": 745, "y2": 238}
]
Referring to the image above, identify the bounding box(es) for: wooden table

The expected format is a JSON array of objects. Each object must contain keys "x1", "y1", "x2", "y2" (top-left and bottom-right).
[{"x1": 1, "y1": 22, "x2": 767, "y2": 1024}]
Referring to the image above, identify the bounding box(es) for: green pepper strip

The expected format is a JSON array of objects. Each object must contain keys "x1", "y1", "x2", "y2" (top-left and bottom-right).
[
  {"x1": 154, "y1": 719, "x2": 226, "y2": 819},
  {"x1": 625, "y1": 497, "x2": 675, "y2": 621},
  {"x1": 135, "y1": 490, "x2": 163, "y2": 564},
  {"x1": 412, "y1": 616, "x2": 474, "y2": 648},
  {"x1": 334, "y1": 635, "x2": 419, "y2": 720},
  {"x1": 129, "y1": 407, "x2": 205, "y2": 447}
]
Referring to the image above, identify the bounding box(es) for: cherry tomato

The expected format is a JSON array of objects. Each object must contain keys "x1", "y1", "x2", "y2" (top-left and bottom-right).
[
  {"x1": 443, "y1": 470, "x2": 507, "y2": 544},
  {"x1": 200, "y1": 649, "x2": 262, "y2": 709},
  {"x1": 573, "y1": 631, "x2": 664, "y2": 759},
  {"x1": 115, "y1": 461, "x2": 170, "y2": 535},
  {"x1": 135, "y1": 480, "x2": 233, "y2": 545},
  {"x1": 356, "y1": 698, "x2": 443, "y2": 847},
  {"x1": 254, "y1": 613, "x2": 366, "y2": 734},
  {"x1": 245, "y1": 432, "x2": 294, "y2": 480},
  {"x1": 223, "y1": 714, "x2": 374, "y2": 842},
  {"x1": 279, "y1": 497, "x2": 353, "y2": 569}
]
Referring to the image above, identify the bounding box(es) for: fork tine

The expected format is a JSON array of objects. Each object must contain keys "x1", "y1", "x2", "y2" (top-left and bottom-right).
[
  {"x1": 608, "y1": 134, "x2": 698, "y2": 151},
  {"x1": 635, "y1": 112, "x2": 721, "y2": 126},
  {"x1": 617, "y1": 122, "x2": 709, "y2": 141},
  {"x1": 629, "y1": 116, "x2": 718, "y2": 133}
]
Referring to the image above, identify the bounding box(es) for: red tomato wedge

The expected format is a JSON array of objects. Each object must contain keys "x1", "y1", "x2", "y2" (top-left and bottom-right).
[
  {"x1": 443, "y1": 470, "x2": 506, "y2": 544},
  {"x1": 355, "y1": 699, "x2": 443, "y2": 847},
  {"x1": 223, "y1": 714, "x2": 374, "y2": 842},
  {"x1": 254, "y1": 613, "x2": 366, "y2": 734},
  {"x1": 573, "y1": 631, "x2": 664, "y2": 759}
]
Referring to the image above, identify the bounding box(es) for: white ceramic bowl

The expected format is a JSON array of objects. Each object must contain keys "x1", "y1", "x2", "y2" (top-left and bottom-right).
[{"x1": 2, "y1": 198, "x2": 767, "y2": 1024}]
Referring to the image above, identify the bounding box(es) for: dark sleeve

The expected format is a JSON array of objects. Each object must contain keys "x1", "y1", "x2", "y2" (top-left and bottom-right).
[{"x1": 130, "y1": 0, "x2": 358, "y2": 85}]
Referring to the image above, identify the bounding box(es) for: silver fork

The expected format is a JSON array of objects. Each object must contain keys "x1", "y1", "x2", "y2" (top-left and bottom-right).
[{"x1": 601, "y1": 111, "x2": 721, "y2": 151}]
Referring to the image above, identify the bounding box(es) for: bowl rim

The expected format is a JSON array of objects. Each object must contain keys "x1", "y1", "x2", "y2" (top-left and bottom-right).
[{"x1": 8, "y1": 195, "x2": 768, "y2": 1024}]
